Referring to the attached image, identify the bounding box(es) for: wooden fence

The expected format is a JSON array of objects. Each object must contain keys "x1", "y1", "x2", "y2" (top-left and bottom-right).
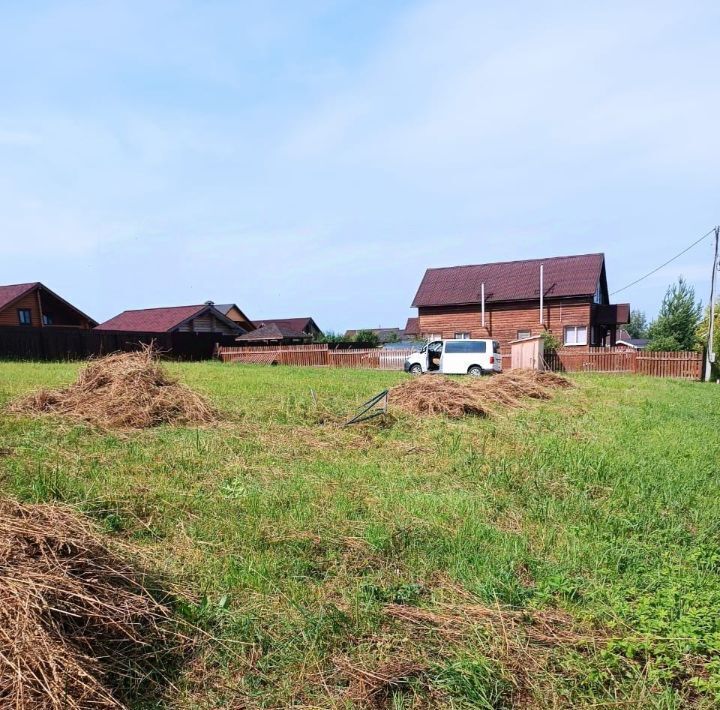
[
  {"x1": 545, "y1": 348, "x2": 702, "y2": 379},
  {"x1": 0, "y1": 326, "x2": 239, "y2": 361},
  {"x1": 218, "y1": 344, "x2": 413, "y2": 370},
  {"x1": 218, "y1": 344, "x2": 703, "y2": 379}
]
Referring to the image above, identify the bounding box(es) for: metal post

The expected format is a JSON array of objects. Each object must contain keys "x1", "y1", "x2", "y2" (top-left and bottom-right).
[
  {"x1": 539, "y1": 265, "x2": 544, "y2": 325},
  {"x1": 481, "y1": 282, "x2": 485, "y2": 328},
  {"x1": 705, "y1": 226, "x2": 719, "y2": 381}
]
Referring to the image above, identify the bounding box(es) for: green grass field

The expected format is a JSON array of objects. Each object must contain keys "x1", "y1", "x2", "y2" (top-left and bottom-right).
[{"x1": 1, "y1": 361, "x2": 719, "y2": 708}]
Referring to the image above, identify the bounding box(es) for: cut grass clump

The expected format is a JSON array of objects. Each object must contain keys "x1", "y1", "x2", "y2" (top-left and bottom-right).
[
  {"x1": 0, "y1": 498, "x2": 181, "y2": 709},
  {"x1": 389, "y1": 369, "x2": 572, "y2": 418},
  {"x1": 8, "y1": 347, "x2": 216, "y2": 429}
]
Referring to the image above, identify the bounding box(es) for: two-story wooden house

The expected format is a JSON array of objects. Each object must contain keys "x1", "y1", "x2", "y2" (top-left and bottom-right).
[
  {"x1": 0, "y1": 282, "x2": 96, "y2": 329},
  {"x1": 411, "y1": 253, "x2": 629, "y2": 354}
]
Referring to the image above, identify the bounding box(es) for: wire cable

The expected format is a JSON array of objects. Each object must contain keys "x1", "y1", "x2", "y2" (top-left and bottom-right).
[{"x1": 610, "y1": 227, "x2": 717, "y2": 296}]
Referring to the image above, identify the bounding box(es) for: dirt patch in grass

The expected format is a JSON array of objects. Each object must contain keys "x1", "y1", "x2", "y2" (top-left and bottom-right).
[
  {"x1": 389, "y1": 369, "x2": 572, "y2": 418},
  {"x1": 0, "y1": 499, "x2": 182, "y2": 709},
  {"x1": 8, "y1": 347, "x2": 216, "y2": 429}
]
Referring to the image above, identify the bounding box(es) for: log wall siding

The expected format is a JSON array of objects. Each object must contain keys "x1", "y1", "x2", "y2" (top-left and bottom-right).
[
  {"x1": 417, "y1": 299, "x2": 592, "y2": 353},
  {"x1": 0, "y1": 292, "x2": 42, "y2": 327}
]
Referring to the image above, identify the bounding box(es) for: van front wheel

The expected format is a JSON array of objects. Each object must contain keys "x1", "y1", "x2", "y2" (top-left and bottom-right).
[
  {"x1": 467, "y1": 365, "x2": 483, "y2": 377},
  {"x1": 409, "y1": 363, "x2": 423, "y2": 375}
]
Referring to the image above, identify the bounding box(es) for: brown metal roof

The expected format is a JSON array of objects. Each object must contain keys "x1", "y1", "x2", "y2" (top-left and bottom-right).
[
  {"x1": 0, "y1": 282, "x2": 97, "y2": 326},
  {"x1": 95, "y1": 304, "x2": 240, "y2": 333},
  {"x1": 236, "y1": 323, "x2": 310, "y2": 341},
  {"x1": 403, "y1": 317, "x2": 419, "y2": 335},
  {"x1": 412, "y1": 253, "x2": 605, "y2": 307},
  {"x1": 253, "y1": 317, "x2": 319, "y2": 333},
  {"x1": 0, "y1": 282, "x2": 38, "y2": 311}
]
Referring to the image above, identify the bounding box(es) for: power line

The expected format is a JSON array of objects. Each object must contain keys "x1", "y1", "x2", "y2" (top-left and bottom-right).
[{"x1": 610, "y1": 227, "x2": 717, "y2": 296}]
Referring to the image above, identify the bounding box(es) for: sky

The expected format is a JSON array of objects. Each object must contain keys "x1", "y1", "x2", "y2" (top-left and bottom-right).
[{"x1": 1, "y1": 0, "x2": 719, "y2": 331}]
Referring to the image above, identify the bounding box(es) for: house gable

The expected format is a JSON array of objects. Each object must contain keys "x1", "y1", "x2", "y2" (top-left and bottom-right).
[{"x1": 0, "y1": 282, "x2": 96, "y2": 328}]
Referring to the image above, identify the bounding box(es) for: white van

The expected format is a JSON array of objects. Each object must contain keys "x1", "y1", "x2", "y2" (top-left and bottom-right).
[{"x1": 404, "y1": 339, "x2": 502, "y2": 376}]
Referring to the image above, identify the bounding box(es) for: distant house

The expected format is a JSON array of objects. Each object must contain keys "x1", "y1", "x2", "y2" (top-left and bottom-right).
[
  {"x1": 344, "y1": 327, "x2": 402, "y2": 343},
  {"x1": 212, "y1": 303, "x2": 255, "y2": 332},
  {"x1": 403, "y1": 317, "x2": 420, "y2": 339},
  {"x1": 95, "y1": 304, "x2": 244, "y2": 334},
  {"x1": 615, "y1": 329, "x2": 649, "y2": 350},
  {"x1": 236, "y1": 317, "x2": 322, "y2": 345},
  {"x1": 251, "y1": 318, "x2": 322, "y2": 339},
  {"x1": 411, "y1": 253, "x2": 630, "y2": 353},
  {"x1": 0, "y1": 282, "x2": 96, "y2": 329}
]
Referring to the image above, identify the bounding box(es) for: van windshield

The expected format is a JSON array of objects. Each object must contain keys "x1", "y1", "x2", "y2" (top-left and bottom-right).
[{"x1": 444, "y1": 341, "x2": 486, "y2": 354}]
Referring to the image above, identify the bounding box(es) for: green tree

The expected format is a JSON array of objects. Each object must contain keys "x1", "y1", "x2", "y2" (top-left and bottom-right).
[
  {"x1": 353, "y1": 329, "x2": 380, "y2": 346},
  {"x1": 625, "y1": 309, "x2": 648, "y2": 339},
  {"x1": 646, "y1": 277, "x2": 702, "y2": 351},
  {"x1": 314, "y1": 330, "x2": 351, "y2": 344}
]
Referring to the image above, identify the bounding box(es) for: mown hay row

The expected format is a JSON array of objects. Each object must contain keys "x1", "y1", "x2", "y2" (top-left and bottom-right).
[
  {"x1": 8, "y1": 347, "x2": 216, "y2": 429},
  {"x1": 389, "y1": 369, "x2": 572, "y2": 418},
  {"x1": 0, "y1": 500, "x2": 179, "y2": 709}
]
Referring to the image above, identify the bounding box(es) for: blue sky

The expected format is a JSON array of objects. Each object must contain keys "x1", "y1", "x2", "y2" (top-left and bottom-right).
[{"x1": 1, "y1": 0, "x2": 718, "y2": 331}]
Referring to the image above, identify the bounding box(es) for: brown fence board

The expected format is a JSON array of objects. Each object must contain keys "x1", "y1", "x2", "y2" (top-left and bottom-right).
[
  {"x1": 0, "y1": 326, "x2": 238, "y2": 361},
  {"x1": 218, "y1": 344, "x2": 414, "y2": 370},
  {"x1": 545, "y1": 348, "x2": 701, "y2": 380}
]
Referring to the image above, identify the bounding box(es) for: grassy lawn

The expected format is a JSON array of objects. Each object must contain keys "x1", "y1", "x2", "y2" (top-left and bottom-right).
[{"x1": 1, "y1": 361, "x2": 719, "y2": 708}]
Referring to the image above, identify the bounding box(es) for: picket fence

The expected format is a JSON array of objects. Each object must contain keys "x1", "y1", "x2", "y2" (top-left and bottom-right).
[
  {"x1": 544, "y1": 348, "x2": 702, "y2": 380},
  {"x1": 217, "y1": 344, "x2": 703, "y2": 379},
  {"x1": 217, "y1": 344, "x2": 413, "y2": 370}
]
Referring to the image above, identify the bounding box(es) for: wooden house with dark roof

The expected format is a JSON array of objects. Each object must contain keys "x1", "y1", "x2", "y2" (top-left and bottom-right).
[
  {"x1": 411, "y1": 253, "x2": 629, "y2": 353},
  {"x1": 0, "y1": 282, "x2": 96, "y2": 329},
  {"x1": 236, "y1": 319, "x2": 318, "y2": 345},
  {"x1": 213, "y1": 303, "x2": 255, "y2": 332},
  {"x1": 95, "y1": 304, "x2": 244, "y2": 334}
]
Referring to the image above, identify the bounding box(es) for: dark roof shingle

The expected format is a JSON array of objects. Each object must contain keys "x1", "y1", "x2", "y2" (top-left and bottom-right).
[
  {"x1": 403, "y1": 317, "x2": 419, "y2": 335},
  {"x1": 412, "y1": 253, "x2": 605, "y2": 307},
  {"x1": 95, "y1": 305, "x2": 207, "y2": 332},
  {"x1": 236, "y1": 323, "x2": 310, "y2": 341},
  {"x1": 0, "y1": 282, "x2": 39, "y2": 311},
  {"x1": 253, "y1": 317, "x2": 317, "y2": 333}
]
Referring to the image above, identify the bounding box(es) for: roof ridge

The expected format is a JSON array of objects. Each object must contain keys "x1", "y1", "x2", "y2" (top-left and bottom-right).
[
  {"x1": 113, "y1": 304, "x2": 207, "y2": 314},
  {"x1": 0, "y1": 281, "x2": 40, "y2": 289},
  {"x1": 425, "y1": 253, "x2": 604, "y2": 272}
]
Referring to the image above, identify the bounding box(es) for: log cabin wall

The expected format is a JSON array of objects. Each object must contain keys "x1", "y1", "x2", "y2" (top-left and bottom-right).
[
  {"x1": 417, "y1": 298, "x2": 592, "y2": 355},
  {"x1": 0, "y1": 291, "x2": 42, "y2": 327}
]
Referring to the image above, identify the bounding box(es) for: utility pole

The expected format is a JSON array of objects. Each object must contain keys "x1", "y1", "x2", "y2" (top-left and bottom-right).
[{"x1": 705, "y1": 226, "x2": 720, "y2": 382}]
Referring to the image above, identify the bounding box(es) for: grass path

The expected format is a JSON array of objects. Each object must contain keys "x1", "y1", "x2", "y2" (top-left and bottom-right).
[{"x1": 1, "y1": 362, "x2": 719, "y2": 707}]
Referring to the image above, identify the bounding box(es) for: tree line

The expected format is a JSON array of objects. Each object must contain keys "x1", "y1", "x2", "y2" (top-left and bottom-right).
[{"x1": 627, "y1": 277, "x2": 718, "y2": 358}]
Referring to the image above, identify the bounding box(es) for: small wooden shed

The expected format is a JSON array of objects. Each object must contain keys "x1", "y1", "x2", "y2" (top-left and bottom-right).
[{"x1": 510, "y1": 335, "x2": 545, "y2": 370}]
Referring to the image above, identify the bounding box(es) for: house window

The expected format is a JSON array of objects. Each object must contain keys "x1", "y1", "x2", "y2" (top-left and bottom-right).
[
  {"x1": 42, "y1": 314, "x2": 53, "y2": 326},
  {"x1": 454, "y1": 332, "x2": 470, "y2": 339},
  {"x1": 424, "y1": 333, "x2": 441, "y2": 341},
  {"x1": 18, "y1": 309, "x2": 32, "y2": 325},
  {"x1": 516, "y1": 330, "x2": 531, "y2": 340},
  {"x1": 564, "y1": 325, "x2": 587, "y2": 346}
]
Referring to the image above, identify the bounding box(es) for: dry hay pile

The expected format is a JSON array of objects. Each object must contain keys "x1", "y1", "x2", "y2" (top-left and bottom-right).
[
  {"x1": 9, "y1": 347, "x2": 216, "y2": 429},
  {"x1": 389, "y1": 377, "x2": 490, "y2": 418},
  {"x1": 0, "y1": 499, "x2": 178, "y2": 709},
  {"x1": 389, "y1": 369, "x2": 571, "y2": 418}
]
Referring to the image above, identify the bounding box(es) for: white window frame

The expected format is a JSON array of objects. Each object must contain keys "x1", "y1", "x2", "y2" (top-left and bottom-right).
[
  {"x1": 454, "y1": 332, "x2": 470, "y2": 339},
  {"x1": 516, "y1": 330, "x2": 531, "y2": 340},
  {"x1": 564, "y1": 325, "x2": 588, "y2": 346}
]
